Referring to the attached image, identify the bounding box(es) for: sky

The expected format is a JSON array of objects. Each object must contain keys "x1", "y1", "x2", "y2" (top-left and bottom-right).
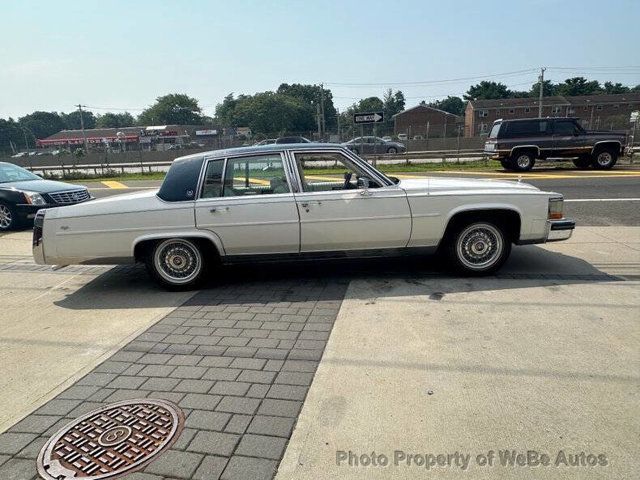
[{"x1": 1, "y1": 0, "x2": 639, "y2": 120}]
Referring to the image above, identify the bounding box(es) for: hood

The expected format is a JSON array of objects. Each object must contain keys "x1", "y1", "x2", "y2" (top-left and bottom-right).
[
  {"x1": 399, "y1": 176, "x2": 539, "y2": 194},
  {"x1": 0, "y1": 179, "x2": 85, "y2": 193}
]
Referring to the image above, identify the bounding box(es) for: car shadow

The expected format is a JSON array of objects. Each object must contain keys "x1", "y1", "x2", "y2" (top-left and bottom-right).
[{"x1": 53, "y1": 244, "x2": 628, "y2": 310}]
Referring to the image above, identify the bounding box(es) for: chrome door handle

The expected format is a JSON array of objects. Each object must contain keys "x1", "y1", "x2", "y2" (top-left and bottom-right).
[
  {"x1": 359, "y1": 190, "x2": 372, "y2": 196},
  {"x1": 210, "y1": 208, "x2": 217, "y2": 213},
  {"x1": 300, "y1": 203, "x2": 309, "y2": 208}
]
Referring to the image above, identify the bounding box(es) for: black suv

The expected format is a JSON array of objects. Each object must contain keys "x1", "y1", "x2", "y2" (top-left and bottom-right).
[{"x1": 484, "y1": 117, "x2": 628, "y2": 171}]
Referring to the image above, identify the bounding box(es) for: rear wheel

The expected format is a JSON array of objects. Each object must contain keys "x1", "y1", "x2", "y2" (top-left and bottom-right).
[
  {"x1": 511, "y1": 151, "x2": 535, "y2": 171},
  {"x1": 591, "y1": 147, "x2": 618, "y2": 170},
  {"x1": 146, "y1": 238, "x2": 208, "y2": 290},
  {"x1": 572, "y1": 156, "x2": 591, "y2": 169},
  {"x1": 500, "y1": 158, "x2": 514, "y2": 170},
  {"x1": 387, "y1": 147, "x2": 397, "y2": 154},
  {"x1": 446, "y1": 221, "x2": 511, "y2": 275},
  {"x1": 0, "y1": 203, "x2": 16, "y2": 231}
]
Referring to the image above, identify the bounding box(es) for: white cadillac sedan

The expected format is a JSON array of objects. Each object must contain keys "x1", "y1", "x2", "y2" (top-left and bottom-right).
[{"x1": 33, "y1": 144, "x2": 574, "y2": 289}]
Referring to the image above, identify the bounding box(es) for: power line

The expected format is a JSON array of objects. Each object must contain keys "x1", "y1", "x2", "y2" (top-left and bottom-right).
[{"x1": 325, "y1": 68, "x2": 538, "y2": 87}]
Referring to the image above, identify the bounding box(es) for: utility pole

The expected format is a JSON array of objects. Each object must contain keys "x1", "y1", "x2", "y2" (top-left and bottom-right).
[
  {"x1": 538, "y1": 67, "x2": 546, "y2": 118},
  {"x1": 319, "y1": 83, "x2": 326, "y2": 139},
  {"x1": 76, "y1": 104, "x2": 89, "y2": 153}
]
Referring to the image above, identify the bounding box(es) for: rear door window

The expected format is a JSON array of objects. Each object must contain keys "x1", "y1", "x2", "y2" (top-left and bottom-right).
[{"x1": 553, "y1": 120, "x2": 579, "y2": 135}]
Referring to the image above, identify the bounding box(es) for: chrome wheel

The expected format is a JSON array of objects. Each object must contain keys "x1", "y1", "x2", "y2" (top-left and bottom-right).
[
  {"x1": 153, "y1": 239, "x2": 202, "y2": 285},
  {"x1": 516, "y1": 154, "x2": 532, "y2": 169},
  {"x1": 596, "y1": 151, "x2": 613, "y2": 167},
  {"x1": 0, "y1": 204, "x2": 13, "y2": 230},
  {"x1": 456, "y1": 223, "x2": 504, "y2": 271}
]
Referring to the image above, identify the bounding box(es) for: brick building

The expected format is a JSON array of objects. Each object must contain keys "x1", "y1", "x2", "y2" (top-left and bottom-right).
[
  {"x1": 465, "y1": 92, "x2": 640, "y2": 137},
  {"x1": 36, "y1": 125, "x2": 221, "y2": 151},
  {"x1": 393, "y1": 105, "x2": 463, "y2": 139}
]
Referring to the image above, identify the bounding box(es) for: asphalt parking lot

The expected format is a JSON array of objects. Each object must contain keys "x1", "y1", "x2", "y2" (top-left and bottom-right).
[{"x1": 0, "y1": 168, "x2": 638, "y2": 479}]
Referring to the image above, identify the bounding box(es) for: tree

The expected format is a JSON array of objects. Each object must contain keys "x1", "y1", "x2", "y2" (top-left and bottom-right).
[
  {"x1": 632, "y1": 85, "x2": 640, "y2": 92},
  {"x1": 18, "y1": 111, "x2": 66, "y2": 140},
  {"x1": 429, "y1": 96, "x2": 465, "y2": 116},
  {"x1": 0, "y1": 118, "x2": 26, "y2": 154},
  {"x1": 62, "y1": 110, "x2": 97, "y2": 130},
  {"x1": 530, "y1": 80, "x2": 558, "y2": 98},
  {"x1": 602, "y1": 82, "x2": 630, "y2": 94},
  {"x1": 137, "y1": 94, "x2": 204, "y2": 125},
  {"x1": 383, "y1": 89, "x2": 405, "y2": 119},
  {"x1": 464, "y1": 81, "x2": 511, "y2": 100},
  {"x1": 277, "y1": 83, "x2": 338, "y2": 129},
  {"x1": 95, "y1": 112, "x2": 136, "y2": 128},
  {"x1": 555, "y1": 77, "x2": 602, "y2": 96}
]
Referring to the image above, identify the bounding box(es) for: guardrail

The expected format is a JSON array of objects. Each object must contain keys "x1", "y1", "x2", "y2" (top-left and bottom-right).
[{"x1": 18, "y1": 146, "x2": 638, "y2": 178}]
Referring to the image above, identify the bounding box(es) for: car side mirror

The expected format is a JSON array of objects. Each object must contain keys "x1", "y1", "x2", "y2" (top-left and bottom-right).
[{"x1": 357, "y1": 177, "x2": 370, "y2": 189}]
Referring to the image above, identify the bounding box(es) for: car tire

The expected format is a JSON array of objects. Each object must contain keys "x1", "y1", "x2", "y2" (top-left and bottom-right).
[
  {"x1": 446, "y1": 220, "x2": 511, "y2": 276},
  {"x1": 146, "y1": 238, "x2": 208, "y2": 290},
  {"x1": 591, "y1": 147, "x2": 618, "y2": 170},
  {"x1": 500, "y1": 158, "x2": 514, "y2": 171},
  {"x1": 0, "y1": 202, "x2": 17, "y2": 231},
  {"x1": 572, "y1": 156, "x2": 592, "y2": 169},
  {"x1": 511, "y1": 151, "x2": 535, "y2": 172},
  {"x1": 387, "y1": 147, "x2": 397, "y2": 154}
]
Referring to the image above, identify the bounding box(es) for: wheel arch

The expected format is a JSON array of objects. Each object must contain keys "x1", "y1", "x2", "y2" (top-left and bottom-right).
[
  {"x1": 510, "y1": 145, "x2": 540, "y2": 157},
  {"x1": 132, "y1": 230, "x2": 225, "y2": 262},
  {"x1": 439, "y1": 206, "x2": 523, "y2": 248},
  {"x1": 591, "y1": 140, "x2": 622, "y2": 155}
]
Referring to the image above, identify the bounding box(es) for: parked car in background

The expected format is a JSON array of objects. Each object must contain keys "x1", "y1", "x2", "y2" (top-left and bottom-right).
[
  {"x1": 0, "y1": 162, "x2": 92, "y2": 231},
  {"x1": 33, "y1": 144, "x2": 573, "y2": 289},
  {"x1": 484, "y1": 117, "x2": 628, "y2": 171},
  {"x1": 275, "y1": 136, "x2": 311, "y2": 144},
  {"x1": 254, "y1": 139, "x2": 277, "y2": 146},
  {"x1": 343, "y1": 136, "x2": 406, "y2": 154}
]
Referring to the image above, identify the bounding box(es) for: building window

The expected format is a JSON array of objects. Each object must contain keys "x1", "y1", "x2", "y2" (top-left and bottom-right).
[
  {"x1": 478, "y1": 110, "x2": 488, "y2": 118},
  {"x1": 478, "y1": 123, "x2": 488, "y2": 133},
  {"x1": 614, "y1": 104, "x2": 619, "y2": 109},
  {"x1": 524, "y1": 107, "x2": 531, "y2": 113},
  {"x1": 596, "y1": 105, "x2": 603, "y2": 110},
  {"x1": 568, "y1": 108, "x2": 575, "y2": 114},
  {"x1": 509, "y1": 108, "x2": 515, "y2": 114},
  {"x1": 552, "y1": 106, "x2": 561, "y2": 114}
]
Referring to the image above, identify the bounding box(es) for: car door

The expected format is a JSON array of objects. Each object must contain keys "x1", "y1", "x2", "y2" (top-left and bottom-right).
[
  {"x1": 290, "y1": 149, "x2": 412, "y2": 252},
  {"x1": 552, "y1": 119, "x2": 584, "y2": 156},
  {"x1": 194, "y1": 152, "x2": 300, "y2": 255}
]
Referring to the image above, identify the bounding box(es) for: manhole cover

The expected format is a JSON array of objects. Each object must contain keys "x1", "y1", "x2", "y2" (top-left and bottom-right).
[{"x1": 37, "y1": 399, "x2": 185, "y2": 480}]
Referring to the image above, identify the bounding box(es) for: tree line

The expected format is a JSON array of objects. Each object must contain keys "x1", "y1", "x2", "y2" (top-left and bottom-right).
[{"x1": 1, "y1": 77, "x2": 638, "y2": 154}]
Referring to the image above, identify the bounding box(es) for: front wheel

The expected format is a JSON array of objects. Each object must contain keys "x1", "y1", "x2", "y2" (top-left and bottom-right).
[
  {"x1": 0, "y1": 202, "x2": 17, "y2": 231},
  {"x1": 446, "y1": 221, "x2": 511, "y2": 275},
  {"x1": 591, "y1": 148, "x2": 618, "y2": 170},
  {"x1": 387, "y1": 147, "x2": 397, "y2": 154},
  {"x1": 146, "y1": 238, "x2": 207, "y2": 290}
]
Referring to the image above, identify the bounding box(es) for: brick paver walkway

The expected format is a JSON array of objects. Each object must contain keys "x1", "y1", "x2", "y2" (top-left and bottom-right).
[{"x1": 0, "y1": 277, "x2": 348, "y2": 480}]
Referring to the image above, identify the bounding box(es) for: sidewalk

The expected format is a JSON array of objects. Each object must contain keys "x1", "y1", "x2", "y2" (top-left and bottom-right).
[{"x1": 276, "y1": 227, "x2": 640, "y2": 480}]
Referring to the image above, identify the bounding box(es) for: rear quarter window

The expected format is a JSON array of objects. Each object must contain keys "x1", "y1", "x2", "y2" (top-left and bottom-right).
[
  {"x1": 157, "y1": 156, "x2": 205, "y2": 202},
  {"x1": 502, "y1": 120, "x2": 548, "y2": 138},
  {"x1": 489, "y1": 123, "x2": 502, "y2": 139}
]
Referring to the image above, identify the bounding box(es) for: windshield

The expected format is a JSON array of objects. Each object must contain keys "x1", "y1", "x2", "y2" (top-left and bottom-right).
[{"x1": 0, "y1": 163, "x2": 41, "y2": 183}]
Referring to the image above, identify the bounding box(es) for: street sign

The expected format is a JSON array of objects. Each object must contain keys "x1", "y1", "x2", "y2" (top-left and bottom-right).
[
  {"x1": 630, "y1": 111, "x2": 639, "y2": 123},
  {"x1": 354, "y1": 112, "x2": 384, "y2": 124}
]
